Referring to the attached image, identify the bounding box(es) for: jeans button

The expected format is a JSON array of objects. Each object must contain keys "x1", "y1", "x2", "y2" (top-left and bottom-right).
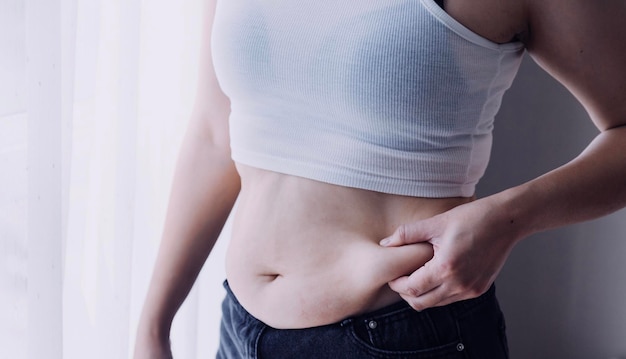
[
  {"x1": 456, "y1": 343, "x2": 465, "y2": 352},
  {"x1": 368, "y1": 320, "x2": 378, "y2": 329}
]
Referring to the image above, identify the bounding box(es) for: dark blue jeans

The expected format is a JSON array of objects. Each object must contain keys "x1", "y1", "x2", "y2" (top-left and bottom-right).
[{"x1": 217, "y1": 281, "x2": 509, "y2": 358}]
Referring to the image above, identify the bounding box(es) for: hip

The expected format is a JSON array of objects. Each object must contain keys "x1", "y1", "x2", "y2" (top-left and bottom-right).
[{"x1": 217, "y1": 280, "x2": 509, "y2": 359}]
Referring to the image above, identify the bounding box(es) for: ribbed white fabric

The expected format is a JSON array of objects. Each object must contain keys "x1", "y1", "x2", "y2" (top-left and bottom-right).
[{"x1": 211, "y1": 0, "x2": 524, "y2": 197}]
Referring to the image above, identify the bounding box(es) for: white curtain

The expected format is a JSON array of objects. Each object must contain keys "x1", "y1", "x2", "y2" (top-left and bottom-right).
[{"x1": 1, "y1": 0, "x2": 228, "y2": 358}]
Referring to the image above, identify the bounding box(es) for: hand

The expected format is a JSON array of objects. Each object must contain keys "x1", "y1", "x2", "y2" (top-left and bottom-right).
[
  {"x1": 380, "y1": 197, "x2": 522, "y2": 311},
  {"x1": 133, "y1": 330, "x2": 173, "y2": 359}
]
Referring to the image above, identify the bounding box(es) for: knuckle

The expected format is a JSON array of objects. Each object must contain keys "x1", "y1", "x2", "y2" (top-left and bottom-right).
[
  {"x1": 455, "y1": 280, "x2": 472, "y2": 293},
  {"x1": 466, "y1": 287, "x2": 481, "y2": 298},
  {"x1": 407, "y1": 286, "x2": 420, "y2": 297},
  {"x1": 457, "y1": 282, "x2": 483, "y2": 298},
  {"x1": 437, "y1": 260, "x2": 455, "y2": 274},
  {"x1": 396, "y1": 224, "x2": 409, "y2": 243}
]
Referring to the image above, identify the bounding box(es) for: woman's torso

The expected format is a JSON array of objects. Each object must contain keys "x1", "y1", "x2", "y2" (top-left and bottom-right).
[
  {"x1": 218, "y1": 0, "x2": 527, "y2": 330},
  {"x1": 226, "y1": 164, "x2": 473, "y2": 329}
]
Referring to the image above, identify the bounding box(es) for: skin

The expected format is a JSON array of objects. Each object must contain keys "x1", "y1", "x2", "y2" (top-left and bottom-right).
[
  {"x1": 383, "y1": 0, "x2": 626, "y2": 310},
  {"x1": 134, "y1": 0, "x2": 626, "y2": 357}
]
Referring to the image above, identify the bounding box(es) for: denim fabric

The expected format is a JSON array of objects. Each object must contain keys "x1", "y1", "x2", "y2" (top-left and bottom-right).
[{"x1": 216, "y1": 281, "x2": 509, "y2": 359}]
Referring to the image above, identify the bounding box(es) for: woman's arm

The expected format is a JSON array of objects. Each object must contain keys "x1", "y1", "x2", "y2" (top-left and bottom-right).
[
  {"x1": 382, "y1": 0, "x2": 626, "y2": 310},
  {"x1": 134, "y1": 0, "x2": 238, "y2": 357}
]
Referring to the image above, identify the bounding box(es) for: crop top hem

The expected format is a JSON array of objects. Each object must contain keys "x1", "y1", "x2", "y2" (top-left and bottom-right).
[
  {"x1": 232, "y1": 150, "x2": 476, "y2": 199},
  {"x1": 214, "y1": 0, "x2": 524, "y2": 201}
]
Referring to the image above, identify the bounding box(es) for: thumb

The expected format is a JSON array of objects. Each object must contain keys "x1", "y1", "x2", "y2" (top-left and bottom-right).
[{"x1": 380, "y1": 218, "x2": 438, "y2": 247}]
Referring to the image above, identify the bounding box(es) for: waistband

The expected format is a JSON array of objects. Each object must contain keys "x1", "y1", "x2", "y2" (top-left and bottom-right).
[{"x1": 222, "y1": 280, "x2": 496, "y2": 327}]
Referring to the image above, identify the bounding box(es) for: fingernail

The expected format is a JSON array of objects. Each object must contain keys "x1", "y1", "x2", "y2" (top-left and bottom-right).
[{"x1": 379, "y1": 238, "x2": 390, "y2": 246}]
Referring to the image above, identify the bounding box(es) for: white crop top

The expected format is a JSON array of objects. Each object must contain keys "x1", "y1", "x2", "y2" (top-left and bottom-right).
[{"x1": 211, "y1": 0, "x2": 525, "y2": 197}]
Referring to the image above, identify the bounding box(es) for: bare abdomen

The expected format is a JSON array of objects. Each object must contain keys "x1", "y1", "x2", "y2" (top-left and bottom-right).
[{"x1": 225, "y1": 164, "x2": 470, "y2": 329}]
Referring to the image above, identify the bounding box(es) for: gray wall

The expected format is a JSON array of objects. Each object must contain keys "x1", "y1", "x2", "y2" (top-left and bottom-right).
[{"x1": 478, "y1": 55, "x2": 626, "y2": 359}]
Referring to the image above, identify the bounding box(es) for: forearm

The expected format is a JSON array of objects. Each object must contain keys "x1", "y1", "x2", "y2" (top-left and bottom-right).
[
  {"x1": 492, "y1": 125, "x2": 626, "y2": 241},
  {"x1": 137, "y1": 127, "x2": 240, "y2": 339}
]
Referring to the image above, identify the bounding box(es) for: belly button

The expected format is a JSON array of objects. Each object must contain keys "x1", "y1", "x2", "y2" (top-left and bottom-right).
[{"x1": 262, "y1": 273, "x2": 281, "y2": 282}]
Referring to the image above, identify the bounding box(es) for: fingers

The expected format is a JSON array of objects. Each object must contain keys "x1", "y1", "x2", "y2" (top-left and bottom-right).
[
  {"x1": 388, "y1": 261, "x2": 487, "y2": 311},
  {"x1": 379, "y1": 218, "x2": 439, "y2": 247},
  {"x1": 398, "y1": 286, "x2": 464, "y2": 311},
  {"x1": 388, "y1": 263, "x2": 440, "y2": 304},
  {"x1": 389, "y1": 273, "x2": 463, "y2": 311}
]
